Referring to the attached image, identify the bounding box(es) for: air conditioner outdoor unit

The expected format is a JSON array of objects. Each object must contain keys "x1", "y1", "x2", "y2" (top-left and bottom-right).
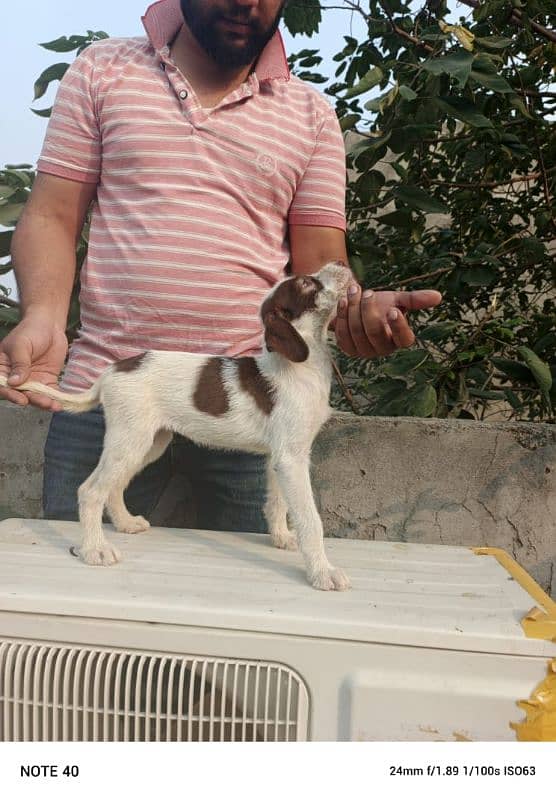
[{"x1": 0, "y1": 518, "x2": 554, "y2": 742}]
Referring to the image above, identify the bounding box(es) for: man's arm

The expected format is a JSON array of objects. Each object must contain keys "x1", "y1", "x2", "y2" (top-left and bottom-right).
[
  {"x1": 12, "y1": 172, "x2": 96, "y2": 325},
  {"x1": 0, "y1": 173, "x2": 97, "y2": 410},
  {"x1": 288, "y1": 224, "x2": 349, "y2": 275}
]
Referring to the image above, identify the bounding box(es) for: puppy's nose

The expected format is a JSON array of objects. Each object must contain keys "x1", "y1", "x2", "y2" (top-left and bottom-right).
[{"x1": 319, "y1": 261, "x2": 351, "y2": 290}]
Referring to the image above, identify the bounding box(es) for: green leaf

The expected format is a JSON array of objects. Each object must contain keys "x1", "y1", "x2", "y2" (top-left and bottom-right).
[
  {"x1": 39, "y1": 35, "x2": 88, "y2": 52},
  {"x1": 350, "y1": 131, "x2": 391, "y2": 157},
  {"x1": 419, "y1": 322, "x2": 459, "y2": 342},
  {"x1": 470, "y1": 56, "x2": 513, "y2": 93},
  {"x1": 299, "y1": 56, "x2": 321, "y2": 68},
  {"x1": 297, "y1": 71, "x2": 327, "y2": 83},
  {"x1": 0, "y1": 307, "x2": 19, "y2": 326},
  {"x1": 0, "y1": 185, "x2": 16, "y2": 201},
  {"x1": 405, "y1": 384, "x2": 438, "y2": 417},
  {"x1": 517, "y1": 346, "x2": 552, "y2": 395},
  {"x1": 394, "y1": 185, "x2": 449, "y2": 214},
  {"x1": 382, "y1": 349, "x2": 430, "y2": 377},
  {"x1": 435, "y1": 96, "x2": 493, "y2": 128},
  {"x1": 509, "y1": 95, "x2": 534, "y2": 119},
  {"x1": 365, "y1": 84, "x2": 398, "y2": 113},
  {"x1": 461, "y1": 267, "x2": 496, "y2": 286},
  {"x1": 33, "y1": 63, "x2": 69, "y2": 101},
  {"x1": 0, "y1": 230, "x2": 13, "y2": 257},
  {"x1": 473, "y1": 36, "x2": 513, "y2": 50},
  {"x1": 469, "y1": 388, "x2": 505, "y2": 400},
  {"x1": 421, "y1": 50, "x2": 474, "y2": 88},
  {"x1": 377, "y1": 209, "x2": 412, "y2": 228},
  {"x1": 282, "y1": 0, "x2": 321, "y2": 36},
  {"x1": 344, "y1": 67, "x2": 383, "y2": 99},
  {"x1": 534, "y1": 332, "x2": 556, "y2": 356},
  {"x1": 504, "y1": 388, "x2": 522, "y2": 410},
  {"x1": 0, "y1": 203, "x2": 25, "y2": 226},
  {"x1": 339, "y1": 113, "x2": 360, "y2": 132},
  {"x1": 398, "y1": 85, "x2": 418, "y2": 101},
  {"x1": 349, "y1": 255, "x2": 365, "y2": 281},
  {"x1": 492, "y1": 358, "x2": 534, "y2": 383},
  {"x1": 31, "y1": 108, "x2": 52, "y2": 118}
]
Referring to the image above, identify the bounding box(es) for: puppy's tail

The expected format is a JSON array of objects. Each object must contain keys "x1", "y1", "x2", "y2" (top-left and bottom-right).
[{"x1": 0, "y1": 374, "x2": 102, "y2": 413}]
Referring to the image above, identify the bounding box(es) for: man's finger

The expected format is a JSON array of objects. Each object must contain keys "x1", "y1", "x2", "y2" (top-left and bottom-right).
[
  {"x1": 334, "y1": 297, "x2": 358, "y2": 356},
  {"x1": 395, "y1": 289, "x2": 443, "y2": 312},
  {"x1": 388, "y1": 308, "x2": 416, "y2": 349},
  {"x1": 25, "y1": 391, "x2": 63, "y2": 413},
  {"x1": 347, "y1": 285, "x2": 377, "y2": 358},
  {"x1": 0, "y1": 385, "x2": 30, "y2": 406},
  {"x1": 4, "y1": 337, "x2": 32, "y2": 386},
  {"x1": 360, "y1": 290, "x2": 396, "y2": 357}
]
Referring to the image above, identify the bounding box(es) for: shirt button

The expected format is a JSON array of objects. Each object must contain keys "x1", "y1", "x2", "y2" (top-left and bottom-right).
[{"x1": 179, "y1": 89, "x2": 188, "y2": 99}]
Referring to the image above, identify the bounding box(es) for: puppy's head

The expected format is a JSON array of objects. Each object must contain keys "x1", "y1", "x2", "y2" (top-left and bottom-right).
[{"x1": 261, "y1": 261, "x2": 351, "y2": 362}]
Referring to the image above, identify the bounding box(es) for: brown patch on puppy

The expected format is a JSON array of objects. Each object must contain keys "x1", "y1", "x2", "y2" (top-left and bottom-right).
[
  {"x1": 263, "y1": 313, "x2": 309, "y2": 362},
  {"x1": 193, "y1": 357, "x2": 229, "y2": 416},
  {"x1": 260, "y1": 275, "x2": 323, "y2": 362},
  {"x1": 237, "y1": 358, "x2": 275, "y2": 414},
  {"x1": 114, "y1": 351, "x2": 148, "y2": 372},
  {"x1": 260, "y1": 275, "x2": 323, "y2": 323}
]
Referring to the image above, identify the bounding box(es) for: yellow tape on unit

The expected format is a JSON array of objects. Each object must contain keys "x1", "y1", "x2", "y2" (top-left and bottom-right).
[
  {"x1": 473, "y1": 547, "x2": 556, "y2": 640},
  {"x1": 511, "y1": 659, "x2": 556, "y2": 741}
]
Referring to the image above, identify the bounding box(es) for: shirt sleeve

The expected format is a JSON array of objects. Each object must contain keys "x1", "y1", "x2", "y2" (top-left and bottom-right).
[
  {"x1": 37, "y1": 46, "x2": 101, "y2": 184},
  {"x1": 288, "y1": 102, "x2": 346, "y2": 231}
]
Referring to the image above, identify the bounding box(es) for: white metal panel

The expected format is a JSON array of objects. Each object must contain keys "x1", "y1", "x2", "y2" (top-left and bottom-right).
[
  {"x1": 0, "y1": 518, "x2": 553, "y2": 657},
  {"x1": 0, "y1": 638, "x2": 309, "y2": 742}
]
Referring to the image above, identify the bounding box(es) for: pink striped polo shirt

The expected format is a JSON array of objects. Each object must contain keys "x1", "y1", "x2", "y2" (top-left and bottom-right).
[{"x1": 37, "y1": 0, "x2": 347, "y2": 391}]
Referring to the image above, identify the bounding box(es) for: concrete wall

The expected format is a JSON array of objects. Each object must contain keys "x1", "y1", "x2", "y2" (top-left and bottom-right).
[{"x1": 1, "y1": 401, "x2": 554, "y2": 596}]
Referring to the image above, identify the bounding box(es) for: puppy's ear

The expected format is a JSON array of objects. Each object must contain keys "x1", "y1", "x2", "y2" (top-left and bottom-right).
[{"x1": 263, "y1": 312, "x2": 309, "y2": 362}]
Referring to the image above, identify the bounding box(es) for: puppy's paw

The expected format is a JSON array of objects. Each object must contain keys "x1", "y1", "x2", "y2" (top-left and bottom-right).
[
  {"x1": 271, "y1": 531, "x2": 298, "y2": 551},
  {"x1": 115, "y1": 515, "x2": 150, "y2": 534},
  {"x1": 310, "y1": 565, "x2": 351, "y2": 592},
  {"x1": 80, "y1": 544, "x2": 121, "y2": 566}
]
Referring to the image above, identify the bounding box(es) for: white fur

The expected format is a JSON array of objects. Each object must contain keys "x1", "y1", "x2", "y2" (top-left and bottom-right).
[{"x1": 1, "y1": 262, "x2": 352, "y2": 590}]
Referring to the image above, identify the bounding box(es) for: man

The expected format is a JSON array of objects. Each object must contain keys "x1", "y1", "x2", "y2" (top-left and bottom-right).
[{"x1": 0, "y1": 0, "x2": 441, "y2": 532}]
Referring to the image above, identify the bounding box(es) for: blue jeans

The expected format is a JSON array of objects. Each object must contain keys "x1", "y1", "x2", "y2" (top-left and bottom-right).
[{"x1": 42, "y1": 407, "x2": 268, "y2": 533}]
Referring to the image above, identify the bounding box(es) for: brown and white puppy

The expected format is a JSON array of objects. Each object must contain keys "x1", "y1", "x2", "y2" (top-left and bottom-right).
[{"x1": 0, "y1": 262, "x2": 352, "y2": 590}]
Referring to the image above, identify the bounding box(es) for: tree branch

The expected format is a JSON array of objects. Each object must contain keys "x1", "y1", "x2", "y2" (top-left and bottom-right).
[
  {"x1": 457, "y1": 0, "x2": 556, "y2": 43},
  {"x1": 372, "y1": 265, "x2": 454, "y2": 290},
  {"x1": 423, "y1": 168, "x2": 555, "y2": 189}
]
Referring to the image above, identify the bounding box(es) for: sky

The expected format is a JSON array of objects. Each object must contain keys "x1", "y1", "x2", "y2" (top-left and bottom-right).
[
  {"x1": 1, "y1": 0, "x2": 367, "y2": 166},
  {"x1": 1, "y1": 1, "x2": 469, "y2": 299},
  {"x1": 0, "y1": 1, "x2": 368, "y2": 299}
]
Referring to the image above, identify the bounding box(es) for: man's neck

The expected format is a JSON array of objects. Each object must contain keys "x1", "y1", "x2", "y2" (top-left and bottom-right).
[{"x1": 169, "y1": 23, "x2": 254, "y2": 107}]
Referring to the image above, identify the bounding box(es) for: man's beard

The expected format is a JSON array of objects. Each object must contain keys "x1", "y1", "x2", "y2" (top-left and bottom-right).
[{"x1": 179, "y1": 1, "x2": 285, "y2": 69}]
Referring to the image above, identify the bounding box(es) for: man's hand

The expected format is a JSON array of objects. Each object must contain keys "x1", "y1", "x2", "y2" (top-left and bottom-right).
[
  {"x1": 334, "y1": 283, "x2": 443, "y2": 358},
  {"x1": 0, "y1": 312, "x2": 68, "y2": 411}
]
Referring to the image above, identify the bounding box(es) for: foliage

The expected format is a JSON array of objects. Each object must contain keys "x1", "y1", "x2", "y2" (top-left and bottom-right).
[
  {"x1": 0, "y1": 32, "x2": 105, "y2": 341},
  {"x1": 1, "y1": 9, "x2": 554, "y2": 421},
  {"x1": 286, "y1": 0, "x2": 555, "y2": 422}
]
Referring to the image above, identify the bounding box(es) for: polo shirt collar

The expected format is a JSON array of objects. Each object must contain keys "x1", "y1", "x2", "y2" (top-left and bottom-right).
[{"x1": 141, "y1": 0, "x2": 290, "y2": 82}]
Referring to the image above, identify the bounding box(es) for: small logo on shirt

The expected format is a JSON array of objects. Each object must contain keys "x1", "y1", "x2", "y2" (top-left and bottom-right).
[{"x1": 256, "y1": 153, "x2": 277, "y2": 176}]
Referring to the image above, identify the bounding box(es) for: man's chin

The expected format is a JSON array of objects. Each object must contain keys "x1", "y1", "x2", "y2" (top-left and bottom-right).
[{"x1": 209, "y1": 42, "x2": 261, "y2": 69}]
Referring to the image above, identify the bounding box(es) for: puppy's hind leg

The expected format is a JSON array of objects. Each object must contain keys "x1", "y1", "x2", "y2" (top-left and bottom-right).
[
  {"x1": 78, "y1": 425, "x2": 157, "y2": 565},
  {"x1": 107, "y1": 429, "x2": 173, "y2": 534}
]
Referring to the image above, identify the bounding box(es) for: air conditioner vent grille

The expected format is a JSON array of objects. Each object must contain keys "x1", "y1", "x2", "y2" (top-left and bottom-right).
[{"x1": 0, "y1": 639, "x2": 309, "y2": 742}]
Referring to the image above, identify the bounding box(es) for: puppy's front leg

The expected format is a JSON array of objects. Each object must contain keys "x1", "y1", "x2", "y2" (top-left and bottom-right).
[
  {"x1": 264, "y1": 460, "x2": 297, "y2": 551},
  {"x1": 271, "y1": 452, "x2": 350, "y2": 591}
]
